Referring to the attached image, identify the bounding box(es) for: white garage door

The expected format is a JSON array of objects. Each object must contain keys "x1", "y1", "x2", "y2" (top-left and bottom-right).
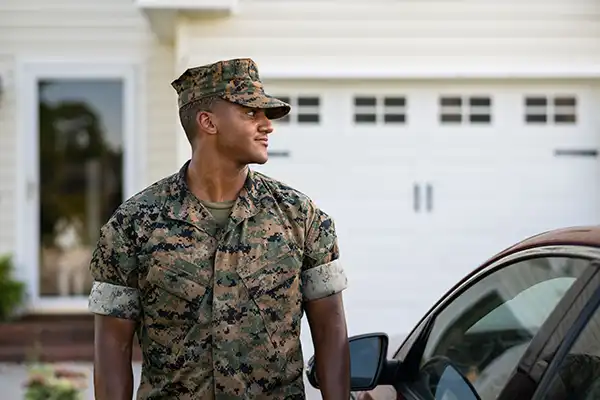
[{"x1": 254, "y1": 80, "x2": 600, "y2": 349}]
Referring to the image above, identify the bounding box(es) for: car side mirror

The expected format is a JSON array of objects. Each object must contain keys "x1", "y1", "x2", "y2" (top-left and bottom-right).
[{"x1": 306, "y1": 332, "x2": 394, "y2": 392}]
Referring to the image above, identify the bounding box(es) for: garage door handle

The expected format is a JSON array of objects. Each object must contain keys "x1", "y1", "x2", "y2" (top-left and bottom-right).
[
  {"x1": 425, "y1": 183, "x2": 433, "y2": 212},
  {"x1": 554, "y1": 149, "x2": 598, "y2": 158},
  {"x1": 413, "y1": 183, "x2": 420, "y2": 212}
]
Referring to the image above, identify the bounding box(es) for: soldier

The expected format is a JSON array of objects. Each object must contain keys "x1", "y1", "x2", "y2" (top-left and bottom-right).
[{"x1": 89, "y1": 58, "x2": 351, "y2": 399}]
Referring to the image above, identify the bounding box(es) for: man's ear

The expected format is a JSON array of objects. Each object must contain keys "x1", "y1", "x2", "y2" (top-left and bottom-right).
[{"x1": 197, "y1": 111, "x2": 217, "y2": 135}]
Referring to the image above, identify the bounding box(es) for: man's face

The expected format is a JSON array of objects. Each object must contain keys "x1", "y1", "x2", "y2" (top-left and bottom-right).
[{"x1": 211, "y1": 100, "x2": 274, "y2": 165}]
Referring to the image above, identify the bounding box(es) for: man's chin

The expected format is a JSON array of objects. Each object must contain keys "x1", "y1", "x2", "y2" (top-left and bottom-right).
[
  {"x1": 250, "y1": 152, "x2": 269, "y2": 165},
  {"x1": 252, "y1": 157, "x2": 268, "y2": 165}
]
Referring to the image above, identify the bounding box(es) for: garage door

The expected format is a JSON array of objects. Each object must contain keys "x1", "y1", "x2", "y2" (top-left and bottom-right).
[{"x1": 254, "y1": 80, "x2": 600, "y2": 346}]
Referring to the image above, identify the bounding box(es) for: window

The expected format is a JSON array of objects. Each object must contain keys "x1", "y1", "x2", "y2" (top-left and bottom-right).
[
  {"x1": 38, "y1": 79, "x2": 125, "y2": 297},
  {"x1": 537, "y1": 298, "x2": 600, "y2": 399},
  {"x1": 409, "y1": 256, "x2": 589, "y2": 400},
  {"x1": 439, "y1": 95, "x2": 492, "y2": 125},
  {"x1": 353, "y1": 95, "x2": 407, "y2": 125},
  {"x1": 524, "y1": 95, "x2": 577, "y2": 125},
  {"x1": 273, "y1": 95, "x2": 320, "y2": 124}
]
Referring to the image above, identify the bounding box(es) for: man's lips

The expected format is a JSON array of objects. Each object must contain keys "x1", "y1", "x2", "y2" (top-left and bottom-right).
[{"x1": 256, "y1": 138, "x2": 268, "y2": 146}]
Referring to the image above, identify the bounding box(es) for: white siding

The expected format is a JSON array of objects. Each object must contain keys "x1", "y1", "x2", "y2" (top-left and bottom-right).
[
  {"x1": 0, "y1": 0, "x2": 177, "y2": 256},
  {"x1": 0, "y1": 56, "x2": 16, "y2": 255},
  {"x1": 178, "y1": 0, "x2": 600, "y2": 73}
]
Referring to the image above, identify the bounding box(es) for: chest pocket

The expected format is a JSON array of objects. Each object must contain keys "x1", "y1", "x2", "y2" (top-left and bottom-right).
[
  {"x1": 238, "y1": 241, "x2": 303, "y2": 349},
  {"x1": 143, "y1": 257, "x2": 211, "y2": 349}
]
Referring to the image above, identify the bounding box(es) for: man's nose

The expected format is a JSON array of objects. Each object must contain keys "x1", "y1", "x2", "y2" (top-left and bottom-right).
[{"x1": 259, "y1": 113, "x2": 274, "y2": 134}]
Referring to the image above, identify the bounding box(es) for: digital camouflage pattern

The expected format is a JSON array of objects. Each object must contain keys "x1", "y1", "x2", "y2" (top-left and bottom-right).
[
  {"x1": 171, "y1": 58, "x2": 291, "y2": 120},
  {"x1": 88, "y1": 161, "x2": 348, "y2": 400}
]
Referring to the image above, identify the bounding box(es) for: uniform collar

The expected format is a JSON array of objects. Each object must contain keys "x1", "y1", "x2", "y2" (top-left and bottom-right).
[{"x1": 163, "y1": 160, "x2": 268, "y2": 237}]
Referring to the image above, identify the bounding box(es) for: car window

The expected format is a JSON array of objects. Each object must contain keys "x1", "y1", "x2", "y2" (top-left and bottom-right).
[
  {"x1": 409, "y1": 256, "x2": 589, "y2": 400},
  {"x1": 536, "y1": 294, "x2": 600, "y2": 400}
]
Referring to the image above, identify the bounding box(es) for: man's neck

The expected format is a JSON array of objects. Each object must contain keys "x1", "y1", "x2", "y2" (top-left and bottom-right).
[{"x1": 186, "y1": 152, "x2": 248, "y2": 203}]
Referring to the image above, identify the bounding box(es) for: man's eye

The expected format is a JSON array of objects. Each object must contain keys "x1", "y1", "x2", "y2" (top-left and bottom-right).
[{"x1": 247, "y1": 110, "x2": 256, "y2": 117}]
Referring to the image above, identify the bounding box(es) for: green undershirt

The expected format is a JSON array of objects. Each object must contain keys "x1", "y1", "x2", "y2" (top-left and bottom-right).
[{"x1": 200, "y1": 200, "x2": 235, "y2": 229}]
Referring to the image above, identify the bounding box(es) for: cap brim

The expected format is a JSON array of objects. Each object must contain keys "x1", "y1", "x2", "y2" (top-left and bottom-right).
[{"x1": 221, "y1": 93, "x2": 291, "y2": 120}]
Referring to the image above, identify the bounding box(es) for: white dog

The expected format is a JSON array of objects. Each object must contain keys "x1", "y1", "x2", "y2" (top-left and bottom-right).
[{"x1": 53, "y1": 217, "x2": 92, "y2": 296}]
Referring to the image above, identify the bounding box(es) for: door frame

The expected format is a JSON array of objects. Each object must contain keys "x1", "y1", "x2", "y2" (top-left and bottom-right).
[{"x1": 15, "y1": 59, "x2": 142, "y2": 313}]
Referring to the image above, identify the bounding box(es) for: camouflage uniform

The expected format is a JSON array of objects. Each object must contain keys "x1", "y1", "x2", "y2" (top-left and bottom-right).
[{"x1": 88, "y1": 58, "x2": 348, "y2": 399}]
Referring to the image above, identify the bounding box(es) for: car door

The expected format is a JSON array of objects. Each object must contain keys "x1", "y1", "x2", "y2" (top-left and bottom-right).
[
  {"x1": 526, "y1": 261, "x2": 600, "y2": 400},
  {"x1": 359, "y1": 246, "x2": 600, "y2": 400}
]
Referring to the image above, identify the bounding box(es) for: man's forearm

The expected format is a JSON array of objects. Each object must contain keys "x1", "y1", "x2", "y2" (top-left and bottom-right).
[
  {"x1": 306, "y1": 293, "x2": 351, "y2": 400},
  {"x1": 93, "y1": 315, "x2": 137, "y2": 400},
  {"x1": 314, "y1": 325, "x2": 351, "y2": 400},
  {"x1": 94, "y1": 339, "x2": 134, "y2": 400}
]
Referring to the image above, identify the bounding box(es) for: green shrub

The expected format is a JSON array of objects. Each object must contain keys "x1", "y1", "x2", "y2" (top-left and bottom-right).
[{"x1": 0, "y1": 254, "x2": 26, "y2": 321}]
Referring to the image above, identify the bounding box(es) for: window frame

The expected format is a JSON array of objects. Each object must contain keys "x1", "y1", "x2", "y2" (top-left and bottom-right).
[
  {"x1": 523, "y1": 94, "x2": 578, "y2": 125},
  {"x1": 351, "y1": 95, "x2": 408, "y2": 125},
  {"x1": 15, "y1": 59, "x2": 142, "y2": 313},
  {"x1": 391, "y1": 246, "x2": 600, "y2": 400},
  {"x1": 438, "y1": 94, "x2": 493, "y2": 126}
]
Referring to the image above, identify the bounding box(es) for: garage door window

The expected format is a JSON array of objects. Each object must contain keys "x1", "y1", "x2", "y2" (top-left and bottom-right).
[
  {"x1": 439, "y1": 95, "x2": 492, "y2": 125},
  {"x1": 273, "y1": 95, "x2": 320, "y2": 124},
  {"x1": 353, "y1": 96, "x2": 407, "y2": 125},
  {"x1": 524, "y1": 95, "x2": 577, "y2": 125}
]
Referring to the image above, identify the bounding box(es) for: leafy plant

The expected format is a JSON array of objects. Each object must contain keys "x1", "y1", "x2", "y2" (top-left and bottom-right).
[
  {"x1": 0, "y1": 254, "x2": 26, "y2": 321},
  {"x1": 23, "y1": 364, "x2": 88, "y2": 400}
]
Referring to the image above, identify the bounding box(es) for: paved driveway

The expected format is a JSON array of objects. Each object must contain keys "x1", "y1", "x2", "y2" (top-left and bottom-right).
[
  {"x1": 0, "y1": 333, "x2": 407, "y2": 399},
  {"x1": 0, "y1": 363, "x2": 323, "y2": 400}
]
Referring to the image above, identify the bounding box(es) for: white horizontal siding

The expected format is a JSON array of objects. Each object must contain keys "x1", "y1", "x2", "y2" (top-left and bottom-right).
[
  {"x1": 179, "y1": 0, "x2": 600, "y2": 71},
  {"x1": 0, "y1": 0, "x2": 177, "y2": 258}
]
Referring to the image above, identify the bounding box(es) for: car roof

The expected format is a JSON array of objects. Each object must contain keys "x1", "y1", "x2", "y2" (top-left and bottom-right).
[{"x1": 480, "y1": 225, "x2": 600, "y2": 269}]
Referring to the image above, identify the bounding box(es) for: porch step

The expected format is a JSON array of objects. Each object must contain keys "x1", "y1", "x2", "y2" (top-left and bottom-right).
[{"x1": 0, "y1": 314, "x2": 142, "y2": 363}]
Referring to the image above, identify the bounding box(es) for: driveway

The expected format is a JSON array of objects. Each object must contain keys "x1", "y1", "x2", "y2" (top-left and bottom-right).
[
  {"x1": 0, "y1": 333, "x2": 407, "y2": 399},
  {"x1": 0, "y1": 363, "x2": 323, "y2": 400}
]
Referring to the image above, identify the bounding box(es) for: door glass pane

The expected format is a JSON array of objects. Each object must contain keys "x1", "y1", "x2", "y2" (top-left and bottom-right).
[
  {"x1": 539, "y1": 300, "x2": 600, "y2": 399},
  {"x1": 38, "y1": 79, "x2": 124, "y2": 297},
  {"x1": 412, "y1": 256, "x2": 588, "y2": 400}
]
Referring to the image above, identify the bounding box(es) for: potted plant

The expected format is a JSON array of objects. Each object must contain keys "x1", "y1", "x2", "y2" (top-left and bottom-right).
[
  {"x1": 23, "y1": 363, "x2": 88, "y2": 400},
  {"x1": 0, "y1": 254, "x2": 26, "y2": 321}
]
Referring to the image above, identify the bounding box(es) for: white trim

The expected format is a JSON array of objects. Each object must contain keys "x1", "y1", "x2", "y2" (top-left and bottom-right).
[
  {"x1": 255, "y1": 64, "x2": 600, "y2": 80},
  {"x1": 136, "y1": 0, "x2": 238, "y2": 12},
  {"x1": 15, "y1": 59, "x2": 142, "y2": 312},
  {"x1": 28, "y1": 298, "x2": 90, "y2": 315}
]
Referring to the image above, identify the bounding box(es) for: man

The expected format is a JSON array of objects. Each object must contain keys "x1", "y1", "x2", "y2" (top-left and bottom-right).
[{"x1": 89, "y1": 58, "x2": 351, "y2": 399}]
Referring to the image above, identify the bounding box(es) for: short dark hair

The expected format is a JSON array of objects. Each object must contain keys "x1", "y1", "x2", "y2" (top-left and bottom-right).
[{"x1": 178, "y1": 96, "x2": 220, "y2": 144}]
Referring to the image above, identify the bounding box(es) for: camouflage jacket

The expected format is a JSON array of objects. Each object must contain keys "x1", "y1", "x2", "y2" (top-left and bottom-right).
[{"x1": 88, "y1": 162, "x2": 348, "y2": 399}]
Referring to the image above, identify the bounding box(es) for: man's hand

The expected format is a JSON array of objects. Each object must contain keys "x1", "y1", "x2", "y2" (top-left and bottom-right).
[
  {"x1": 305, "y1": 292, "x2": 350, "y2": 400},
  {"x1": 93, "y1": 315, "x2": 137, "y2": 400}
]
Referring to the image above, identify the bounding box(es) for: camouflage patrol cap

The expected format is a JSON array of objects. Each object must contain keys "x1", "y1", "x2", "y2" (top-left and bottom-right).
[{"x1": 171, "y1": 58, "x2": 291, "y2": 120}]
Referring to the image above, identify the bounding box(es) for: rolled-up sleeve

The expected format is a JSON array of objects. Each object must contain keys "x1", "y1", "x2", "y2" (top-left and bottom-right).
[
  {"x1": 88, "y1": 210, "x2": 141, "y2": 320},
  {"x1": 301, "y1": 203, "x2": 348, "y2": 302}
]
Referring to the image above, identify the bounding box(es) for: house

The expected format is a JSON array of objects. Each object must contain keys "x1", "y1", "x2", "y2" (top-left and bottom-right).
[{"x1": 0, "y1": 0, "x2": 599, "y2": 361}]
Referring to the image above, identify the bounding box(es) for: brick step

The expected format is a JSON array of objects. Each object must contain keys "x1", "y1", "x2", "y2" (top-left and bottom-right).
[
  {"x1": 0, "y1": 314, "x2": 142, "y2": 363},
  {"x1": 0, "y1": 344, "x2": 143, "y2": 363},
  {"x1": 0, "y1": 322, "x2": 94, "y2": 346},
  {"x1": 0, "y1": 344, "x2": 96, "y2": 363}
]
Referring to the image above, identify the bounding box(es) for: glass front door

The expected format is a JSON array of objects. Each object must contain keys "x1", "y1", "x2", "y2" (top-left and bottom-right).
[{"x1": 37, "y1": 79, "x2": 124, "y2": 298}]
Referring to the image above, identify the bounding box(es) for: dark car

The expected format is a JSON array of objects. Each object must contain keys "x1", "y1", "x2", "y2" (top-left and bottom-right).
[{"x1": 306, "y1": 226, "x2": 600, "y2": 400}]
